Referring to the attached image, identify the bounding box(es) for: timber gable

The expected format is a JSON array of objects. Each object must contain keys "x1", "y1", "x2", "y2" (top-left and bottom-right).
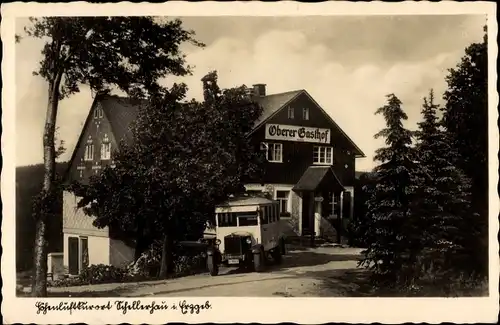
[
  {"x1": 64, "y1": 95, "x2": 121, "y2": 184},
  {"x1": 251, "y1": 90, "x2": 364, "y2": 158},
  {"x1": 63, "y1": 96, "x2": 101, "y2": 184}
]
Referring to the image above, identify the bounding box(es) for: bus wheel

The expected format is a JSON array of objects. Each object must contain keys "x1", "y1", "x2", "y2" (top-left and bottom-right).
[
  {"x1": 253, "y1": 249, "x2": 265, "y2": 272},
  {"x1": 280, "y1": 238, "x2": 286, "y2": 255},
  {"x1": 272, "y1": 246, "x2": 282, "y2": 264}
]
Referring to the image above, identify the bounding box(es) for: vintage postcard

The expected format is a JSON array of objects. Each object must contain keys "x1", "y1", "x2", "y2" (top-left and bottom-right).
[{"x1": 2, "y1": 1, "x2": 499, "y2": 324}]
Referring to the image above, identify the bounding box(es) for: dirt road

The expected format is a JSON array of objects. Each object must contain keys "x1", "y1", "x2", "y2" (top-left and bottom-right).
[{"x1": 47, "y1": 246, "x2": 369, "y2": 297}]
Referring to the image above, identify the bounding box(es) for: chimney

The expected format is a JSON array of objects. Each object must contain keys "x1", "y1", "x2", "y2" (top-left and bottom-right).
[{"x1": 252, "y1": 84, "x2": 266, "y2": 97}]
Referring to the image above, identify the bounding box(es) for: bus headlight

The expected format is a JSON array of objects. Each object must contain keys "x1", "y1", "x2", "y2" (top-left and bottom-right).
[
  {"x1": 246, "y1": 238, "x2": 252, "y2": 244},
  {"x1": 215, "y1": 239, "x2": 221, "y2": 245}
]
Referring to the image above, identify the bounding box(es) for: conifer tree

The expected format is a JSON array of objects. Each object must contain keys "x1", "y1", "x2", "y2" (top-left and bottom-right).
[
  {"x1": 442, "y1": 28, "x2": 488, "y2": 216},
  {"x1": 360, "y1": 94, "x2": 424, "y2": 285},
  {"x1": 442, "y1": 28, "x2": 488, "y2": 277},
  {"x1": 414, "y1": 90, "x2": 477, "y2": 276}
]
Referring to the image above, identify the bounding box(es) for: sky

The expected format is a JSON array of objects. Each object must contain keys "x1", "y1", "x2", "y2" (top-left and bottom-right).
[{"x1": 15, "y1": 15, "x2": 487, "y2": 171}]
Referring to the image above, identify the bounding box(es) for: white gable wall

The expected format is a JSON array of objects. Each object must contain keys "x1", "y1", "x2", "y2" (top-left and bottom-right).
[{"x1": 62, "y1": 190, "x2": 135, "y2": 273}]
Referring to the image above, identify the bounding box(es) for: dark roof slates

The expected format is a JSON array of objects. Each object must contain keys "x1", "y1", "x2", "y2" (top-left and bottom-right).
[
  {"x1": 252, "y1": 90, "x2": 302, "y2": 128},
  {"x1": 99, "y1": 96, "x2": 146, "y2": 143},
  {"x1": 82, "y1": 89, "x2": 363, "y2": 159}
]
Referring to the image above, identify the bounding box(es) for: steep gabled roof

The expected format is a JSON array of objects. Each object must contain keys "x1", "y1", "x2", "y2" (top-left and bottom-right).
[
  {"x1": 64, "y1": 88, "x2": 365, "y2": 182},
  {"x1": 300, "y1": 90, "x2": 365, "y2": 158},
  {"x1": 250, "y1": 89, "x2": 365, "y2": 158},
  {"x1": 85, "y1": 91, "x2": 303, "y2": 147},
  {"x1": 62, "y1": 94, "x2": 145, "y2": 183},
  {"x1": 99, "y1": 95, "x2": 147, "y2": 143},
  {"x1": 252, "y1": 90, "x2": 302, "y2": 129}
]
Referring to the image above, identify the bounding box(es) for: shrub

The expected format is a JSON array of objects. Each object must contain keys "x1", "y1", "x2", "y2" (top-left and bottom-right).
[
  {"x1": 399, "y1": 265, "x2": 488, "y2": 297},
  {"x1": 346, "y1": 219, "x2": 369, "y2": 248},
  {"x1": 49, "y1": 264, "x2": 131, "y2": 287},
  {"x1": 50, "y1": 241, "x2": 209, "y2": 288},
  {"x1": 364, "y1": 247, "x2": 489, "y2": 297},
  {"x1": 49, "y1": 276, "x2": 85, "y2": 287},
  {"x1": 128, "y1": 242, "x2": 163, "y2": 277},
  {"x1": 79, "y1": 264, "x2": 127, "y2": 284},
  {"x1": 173, "y1": 254, "x2": 207, "y2": 276},
  {"x1": 172, "y1": 242, "x2": 208, "y2": 275}
]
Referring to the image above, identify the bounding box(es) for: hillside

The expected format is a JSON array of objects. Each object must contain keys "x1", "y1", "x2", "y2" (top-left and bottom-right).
[{"x1": 16, "y1": 162, "x2": 68, "y2": 271}]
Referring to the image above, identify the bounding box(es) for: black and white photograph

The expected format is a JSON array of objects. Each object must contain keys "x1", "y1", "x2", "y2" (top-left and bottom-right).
[{"x1": 2, "y1": 2, "x2": 498, "y2": 324}]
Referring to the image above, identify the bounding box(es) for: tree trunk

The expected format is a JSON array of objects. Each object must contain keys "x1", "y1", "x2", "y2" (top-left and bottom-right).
[
  {"x1": 159, "y1": 234, "x2": 174, "y2": 278},
  {"x1": 134, "y1": 235, "x2": 152, "y2": 261},
  {"x1": 31, "y1": 78, "x2": 61, "y2": 297}
]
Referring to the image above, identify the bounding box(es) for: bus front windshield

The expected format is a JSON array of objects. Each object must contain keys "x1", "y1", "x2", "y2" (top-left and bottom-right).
[
  {"x1": 237, "y1": 212, "x2": 258, "y2": 226},
  {"x1": 217, "y1": 211, "x2": 259, "y2": 227}
]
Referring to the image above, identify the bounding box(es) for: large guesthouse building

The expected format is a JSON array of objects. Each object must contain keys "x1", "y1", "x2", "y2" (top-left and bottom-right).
[{"x1": 61, "y1": 83, "x2": 364, "y2": 275}]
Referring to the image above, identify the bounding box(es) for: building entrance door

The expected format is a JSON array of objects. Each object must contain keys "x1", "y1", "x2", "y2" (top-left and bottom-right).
[
  {"x1": 301, "y1": 192, "x2": 311, "y2": 234},
  {"x1": 68, "y1": 237, "x2": 79, "y2": 275}
]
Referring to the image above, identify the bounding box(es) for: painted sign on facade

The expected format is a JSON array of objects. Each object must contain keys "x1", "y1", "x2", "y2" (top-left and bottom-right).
[{"x1": 265, "y1": 124, "x2": 331, "y2": 144}]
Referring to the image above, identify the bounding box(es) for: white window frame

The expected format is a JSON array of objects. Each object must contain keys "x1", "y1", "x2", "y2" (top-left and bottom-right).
[
  {"x1": 79, "y1": 236, "x2": 89, "y2": 272},
  {"x1": 313, "y1": 146, "x2": 333, "y2": 165},
  {"x1": 264, "y1": 142, "x2": 283, "y2": 163},
  {"x1": 101, "y1": 134, "x2": 111, "y2": 160},
  {"x1": 84, "y1": 137, "x2": 94, "y2": 161},
  {"x1": 276, "y1": 190, "x2": 290, "y2": 214},
  {"x1": 288, "y1": 106, "x2": 294, "y2": 119},
  {"x1": 303, "y1": 107, "x2": 309, "y2": 120},
  {"x1": 94, "y1": 105, "x2": 103, "y2": 119}
]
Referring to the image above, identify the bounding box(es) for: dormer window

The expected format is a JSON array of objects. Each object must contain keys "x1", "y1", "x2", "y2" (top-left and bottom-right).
[
  {"x1": 84, "y1": 136, "x2": 94, "y2": 161},
  {"x1": 303, "y1": 107, "x2": 309, "y2": 120},
  {"x1": 101, "y1": 134, "x2": 111, "y2": 160},
  {"x1": 287, "y1": 107, "x2": 294, "y2": 119}
]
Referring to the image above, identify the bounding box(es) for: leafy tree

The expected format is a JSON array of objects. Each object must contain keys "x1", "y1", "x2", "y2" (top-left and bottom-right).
[
  {"x1": 414, "y1": 90, "x2": 478, "y2": 276},
  {"x1": 442, "y1": 29, "x2": 488, "y2": 219},
  {"x1": 20, "y1": 16, "x2": 203, "y2": 297},
  {"x1": 359, "y1": 94, "x2": 425, "y2": 285},
  {"x1": 70, "y1": 71, "x2": 264, "y2": 279}
]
